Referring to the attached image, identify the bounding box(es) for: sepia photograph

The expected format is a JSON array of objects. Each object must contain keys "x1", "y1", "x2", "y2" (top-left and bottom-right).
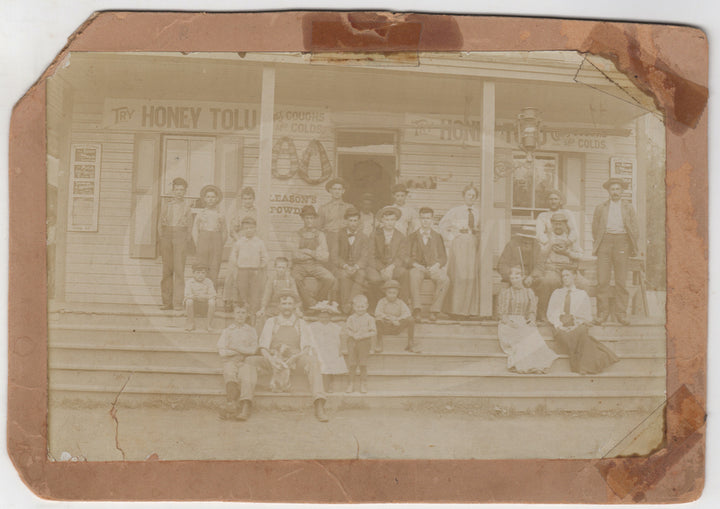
[{"x1": 43, "y1": 49, "x2": 669, "y2": 462}]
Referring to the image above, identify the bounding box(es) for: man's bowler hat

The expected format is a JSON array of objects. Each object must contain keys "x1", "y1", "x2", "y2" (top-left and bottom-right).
[{"x1": 300, "y1": 205, "x2": 318, "y2": 217}]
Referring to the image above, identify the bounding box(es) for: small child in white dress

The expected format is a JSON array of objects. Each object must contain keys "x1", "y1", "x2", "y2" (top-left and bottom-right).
[{"x1": 308, "y1": 301, "x2": 348, "y2": 392}]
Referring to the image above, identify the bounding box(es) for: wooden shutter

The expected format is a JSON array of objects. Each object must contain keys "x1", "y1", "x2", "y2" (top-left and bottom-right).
[
  {"x1": 129, "y1": 133, "x2": 161, "y2": 258},
  {"x1": 216, "y1": 136, "x2": 243, "y2": 260},
  {"x1": 217, "y1": 136, "x2": 243, "y2": 199}
]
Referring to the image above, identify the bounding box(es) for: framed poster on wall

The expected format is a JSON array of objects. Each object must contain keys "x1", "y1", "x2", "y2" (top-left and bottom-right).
[
  {"x1": 67, "y1": 143, "x2": 102, "y2": 232},
  {"x1": 610, "y1": 156, "x2": 637, "y2": 208}
]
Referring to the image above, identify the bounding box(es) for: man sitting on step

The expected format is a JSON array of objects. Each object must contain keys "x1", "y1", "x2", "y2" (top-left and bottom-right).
[
  {"x1": 408, "y1": 206, "x2": 449, "y2": 322},
  {"x1": 217, "y1": 303, "x2": 259, "y2": 421},
  {"x1": 246, "y1": 290, "x2": 329, "y2": 422}
]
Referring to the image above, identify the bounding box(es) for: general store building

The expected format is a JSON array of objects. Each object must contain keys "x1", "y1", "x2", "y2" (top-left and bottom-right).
[{"x1": 47, "y1": 51, "x2": 665, "y2": 316}]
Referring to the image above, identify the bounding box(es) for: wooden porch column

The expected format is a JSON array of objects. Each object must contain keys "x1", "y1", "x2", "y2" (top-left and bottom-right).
[
  {"x1": 256, "y1": 66, "x2": 276, "y2": 235},
  {"x1": 480, "y1": 81, "x2": 495, "y2": 316}
]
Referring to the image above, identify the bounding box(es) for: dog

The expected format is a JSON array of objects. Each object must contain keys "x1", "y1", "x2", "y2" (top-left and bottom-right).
[{"x1": 268, "y1": 344, "x2": 297, "y2": 393}]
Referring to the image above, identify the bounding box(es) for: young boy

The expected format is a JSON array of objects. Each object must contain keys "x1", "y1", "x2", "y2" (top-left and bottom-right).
[
  {"x1": 192, "y1": 184, "x2": 227, "y2": 287},
  {"x1": 229, "y1": 186, "x2": 258, "y2": 242},
  {"x1": 375, "y1": 280, "x2": 418, "y2": 353},
  {"x1": 159, "y1": 177, "x2": 192, "y2": 310},
  {"x1": 184, "y1": 263, "x2": 217, "y2": 331},
  {"x1": 217, "y1": 304, "x2": 259, "y2": 421},
  {"x1": 341, "y1": 294, "x2": 376, "y2": 393},
  {"x1": 257, "y1": 257, "x2": 301, "y2": 318},
  {"x1": 227, "y1": 216, "x2": 268, "y2": 322},
  {"x1": 378, "y1": 183, "x2": 419, "y2": 235}
]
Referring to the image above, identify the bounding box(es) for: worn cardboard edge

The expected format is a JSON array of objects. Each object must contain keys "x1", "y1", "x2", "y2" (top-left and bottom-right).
[{"x1": 7, "y1": 11, "x2": 708, "y2": 503}]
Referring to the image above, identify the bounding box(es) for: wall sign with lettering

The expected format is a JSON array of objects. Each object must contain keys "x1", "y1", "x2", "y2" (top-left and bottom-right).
[
  {"x1": 103, "y1": 99, "x2": 259, "y2": 133},
  {"x1": 405, "y1": 114, "x2": 483, "y2": 146},
  {"x1": 67, "y1": 144, "x2": 102, "y2": 232},
  {"x1": 610, "y1": 156, "x2": 637, "y2": 208}
]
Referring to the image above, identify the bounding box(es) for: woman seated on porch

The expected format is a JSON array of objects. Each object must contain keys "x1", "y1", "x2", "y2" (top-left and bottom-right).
[
  {"x1": 497, "y1": 266, "x2": 558, "y2": 374},
  {"x1": 547, "y1": 268, "x2": 619, "y2": 375}
]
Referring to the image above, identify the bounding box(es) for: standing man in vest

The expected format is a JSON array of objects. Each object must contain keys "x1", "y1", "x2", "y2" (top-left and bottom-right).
[
  {"x1": 158, "y1": 177, "x2": 192, "y2": 310},
  {"x1": 592, "y1": 178, "x2": 639, "y2": 325},
  {"x1": 247, "y1": 291, "x2": 328, "y2": 421},
  {"x1": 291, "y1": 205, "x2": 337, "y2": 311}
]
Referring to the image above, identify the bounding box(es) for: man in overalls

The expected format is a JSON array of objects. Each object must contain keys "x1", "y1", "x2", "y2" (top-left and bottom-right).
[
  {"x1": 247, "y1": 290, "x2": 329, "y2": 421},
  {"x1": 291, "y1": 205, "x2": 337, "y2": 311}
]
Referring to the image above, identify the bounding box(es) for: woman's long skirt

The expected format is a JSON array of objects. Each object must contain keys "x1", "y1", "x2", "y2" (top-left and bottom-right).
[
  {"x1": 498, "y1": 316, "x2": 559, "y2": 373},
  {"x1": 443, "y1": 232, "x2": 481, "y2": 317},
  {"x1": 553, "y1": 324, "x2": 619, "y2": 374}
]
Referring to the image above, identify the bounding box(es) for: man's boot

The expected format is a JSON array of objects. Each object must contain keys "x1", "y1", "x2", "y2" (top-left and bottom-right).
[
  {"x1": 234, "y1": 400, "x2": 252, "y2": 421},
  {"x1": 219, "y1": 382, "x2": 241, "y2": 419},
  {"x1": 314, "y1": 398, "x2": 329, "y2": 422}
]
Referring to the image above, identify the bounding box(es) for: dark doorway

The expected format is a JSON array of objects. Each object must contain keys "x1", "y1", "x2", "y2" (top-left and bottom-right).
[{"x1": 338, "y1": 155, "x2": 396, "y2": 212}]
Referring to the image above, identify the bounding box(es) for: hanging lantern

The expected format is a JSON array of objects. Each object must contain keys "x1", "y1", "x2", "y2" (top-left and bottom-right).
[{"x1": 516, "y1": 107, "x2": 542, "y2": 161}]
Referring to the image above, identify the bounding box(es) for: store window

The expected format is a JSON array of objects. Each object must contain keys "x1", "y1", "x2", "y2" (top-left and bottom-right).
[
  {"x1": 510, "y1": 152, "x2": 559, "y2": 222},
  {"x1": 162, "y1": 136, "x2": 216, "y2": 198}
]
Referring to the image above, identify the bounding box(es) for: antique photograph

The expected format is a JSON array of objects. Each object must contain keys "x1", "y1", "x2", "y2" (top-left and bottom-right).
[{"x1": 45, "y1": 50, "x2": 667, "y2": 461}]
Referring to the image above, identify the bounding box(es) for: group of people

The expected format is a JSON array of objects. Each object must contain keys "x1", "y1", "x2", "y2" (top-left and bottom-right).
[
  {"x1": 158, "y1": 174, "x2": 639, "y2": 420},
  {"x1": 494, "y1": 177, "x2": 638, "y2": 375},
  {"x1": 215, "y1": 286, "x2": 415, "y2": 423}
]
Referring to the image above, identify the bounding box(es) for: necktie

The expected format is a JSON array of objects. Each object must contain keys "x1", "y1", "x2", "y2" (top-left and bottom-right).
[
  {"x1": 564, "y1": 289, "x2": 572, "y2": 314},
  {"x1": 468, "y1": 208, "x2": 475, "y2": 231}
]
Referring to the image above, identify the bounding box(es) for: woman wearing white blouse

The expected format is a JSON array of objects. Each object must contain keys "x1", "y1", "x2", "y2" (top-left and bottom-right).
[
  {"x1": 547, "y1": 268, "x2": 618, "y2": 374},
  {"x1": 439, "y1": 184, "x2": 482, "y2": 318}
]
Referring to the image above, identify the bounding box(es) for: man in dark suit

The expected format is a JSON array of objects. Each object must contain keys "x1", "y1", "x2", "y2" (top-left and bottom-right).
[
  {"x1": 408, "y1": 207, "x2": 449, "y2": 322},
  {"x1": 330, "y1": 207, "x2": 372, "y2": 314},
  {"x1": 367, "y1": 206, "x2": 410, "y2": 303},
  {"x1": 592, "y1": 178, "x2": 639, "y2": 325}
]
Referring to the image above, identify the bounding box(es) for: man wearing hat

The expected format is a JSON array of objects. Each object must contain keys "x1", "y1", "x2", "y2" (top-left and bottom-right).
[
  {"x1": 536, "y1": 189, "x2": 579, "y2": 249},
  {"x1": 367, "y1": 206, "x2": 411, "y2": 304},
  {"x1": 329, "y1": 206, "x2": 372, "y2": 314},
  {"x1": 318, "y1": 178, "x2": 353, "y2": 245},
  {"x1": 246, "y1": 290, "x2": 329, "y2": 421},
  {"x1": 592, "y1": 178, "x2": 639, "y2": 325},
  {"x1": 192, "y1": 184, "x2": 227, "y2": 286},
  {"x1": 528, "y1": 213, "x2": 583, "y2": 321},
  {"x1": 291, "y1": 205, "x2": 337, "y2": 310},
  {"x1": 496, "y1": 224, "x2": 542, "y2": 284},
  {"x1": 158, "y1": 177, "x2": 192, "y2": 310},
  {"x1": 378, "y1": 183, "x2": 419, "y2": 235}
]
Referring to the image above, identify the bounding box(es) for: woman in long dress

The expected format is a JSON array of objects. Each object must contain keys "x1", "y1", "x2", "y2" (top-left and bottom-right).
[
  {"x1": 547, "y1": 268, "x2": 619, "y2": 374},
  {"x1": 497, "y1": 266, "x2": 559, "y2": 373},
  {"x1": 439, "y1": 184, "x2": 482, "y2": 318}
]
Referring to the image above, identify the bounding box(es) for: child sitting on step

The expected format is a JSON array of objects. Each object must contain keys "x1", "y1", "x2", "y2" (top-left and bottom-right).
[
  {"x1": 375, "y1": 279, "x2": 418, "y2": 353},
  {"x1": 184, "y1": 263, "x2": 217, "y2": 332},
  {"x1": 341, "y1": 294, "x2": 376, "y2": 393},
  {"x1": 308, "y1": 301, "x2": 347, "y2": 393}
]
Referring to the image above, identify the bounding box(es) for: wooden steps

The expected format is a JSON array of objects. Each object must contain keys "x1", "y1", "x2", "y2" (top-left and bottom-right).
[{"x1": 48, "y1": 306, "x2": 666, "y2": 414}]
